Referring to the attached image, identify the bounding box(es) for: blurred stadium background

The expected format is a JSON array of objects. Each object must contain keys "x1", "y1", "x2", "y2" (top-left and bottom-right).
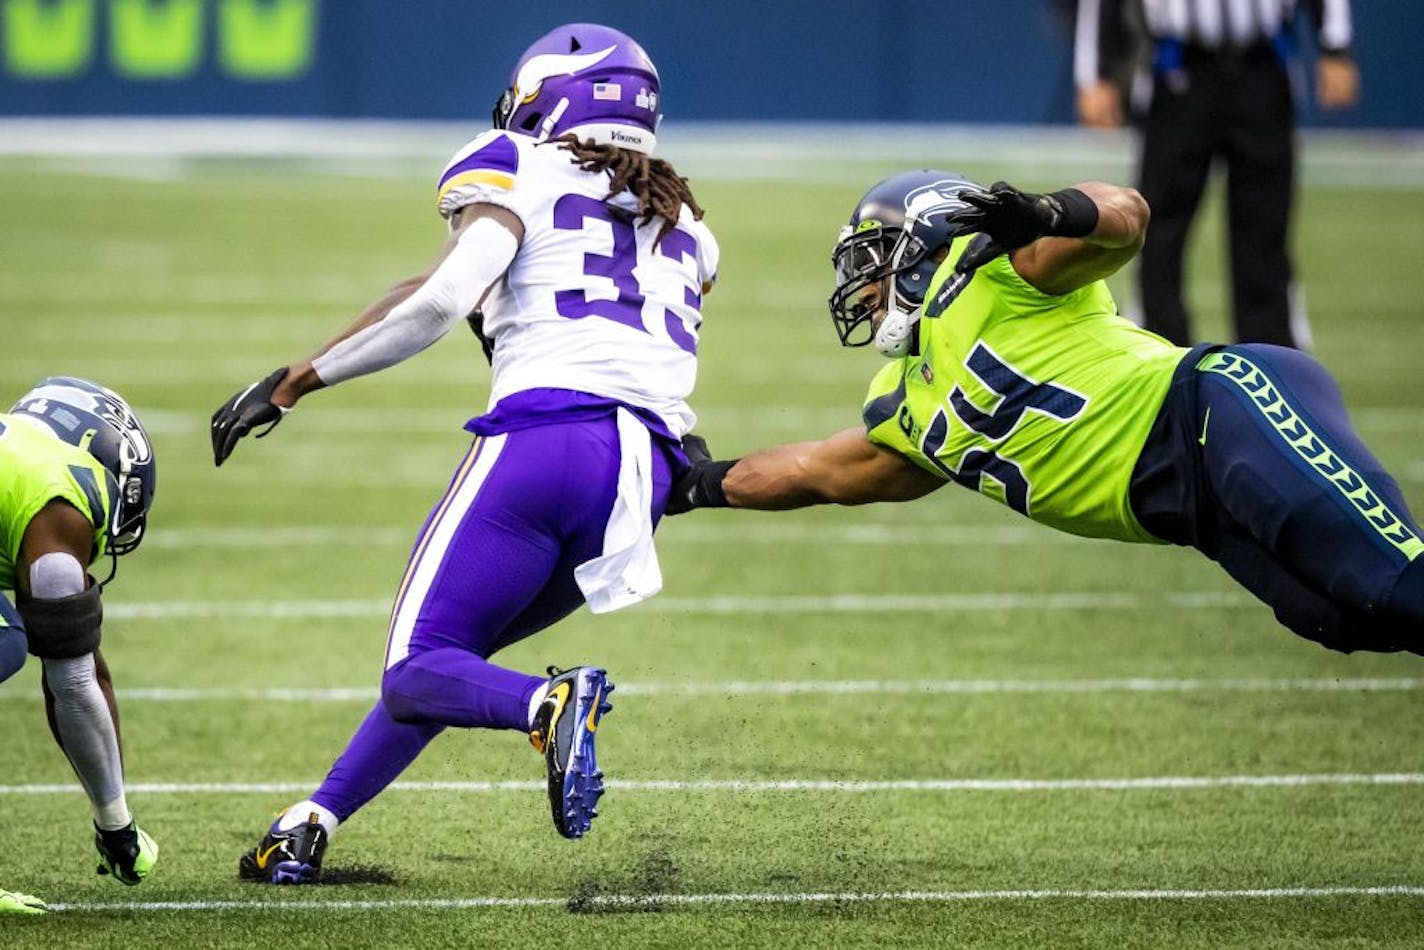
[{"x1": 3, "y1": 2, "x2": 1424, "y2": 946}]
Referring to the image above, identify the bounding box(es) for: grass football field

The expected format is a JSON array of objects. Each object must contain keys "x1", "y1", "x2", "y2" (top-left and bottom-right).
[{"x1": 2, "y1": 127, "x2": 1423, "y2": 947}]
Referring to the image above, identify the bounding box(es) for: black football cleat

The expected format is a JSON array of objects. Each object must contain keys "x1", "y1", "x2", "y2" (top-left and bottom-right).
[
  {"x1": 94, "y1": 821, "x2": 158, "y2": 885},
  {"x1": 529, "y1": 666, "x2": 614, "y2": 839},
  {"x1": 238, "y1": 812, "x2": 327, "y2": 885}
]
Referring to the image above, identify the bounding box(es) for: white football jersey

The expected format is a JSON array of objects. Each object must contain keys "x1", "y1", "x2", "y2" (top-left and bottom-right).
[{"x1": 436, "y1": 130, "x2": 718, "y2": 437}]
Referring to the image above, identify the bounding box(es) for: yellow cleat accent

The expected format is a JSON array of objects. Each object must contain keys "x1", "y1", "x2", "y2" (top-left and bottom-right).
[{"x1": 529, "y1": 681, "x2": 571, "y2": 753}]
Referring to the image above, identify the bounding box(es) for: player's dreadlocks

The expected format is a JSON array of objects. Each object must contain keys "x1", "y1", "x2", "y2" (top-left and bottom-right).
[{"x1": 549, "y1": 134, "x2": 704, "y2": 241}]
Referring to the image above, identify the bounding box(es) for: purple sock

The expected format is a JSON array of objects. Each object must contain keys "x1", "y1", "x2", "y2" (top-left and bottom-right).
[
  {"x1": 382, "y1": 648, "x2": 544, "y2": 732},
  {"x1": 310, "y1": 699, "x2": 443, "y2": 822}
]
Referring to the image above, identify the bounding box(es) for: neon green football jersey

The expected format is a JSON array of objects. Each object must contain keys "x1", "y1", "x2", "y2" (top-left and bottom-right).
[
  {"x1": 862, "y1": 237, "x2": 1189, "y2": 543},
  {"x1": 0, "y1": 414, "x2": 112, "y2": 592}
]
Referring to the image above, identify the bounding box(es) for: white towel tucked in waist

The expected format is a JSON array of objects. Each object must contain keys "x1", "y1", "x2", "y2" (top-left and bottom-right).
[{"x1": 574, "y1": 408, "x2": 662, "y2": 614}]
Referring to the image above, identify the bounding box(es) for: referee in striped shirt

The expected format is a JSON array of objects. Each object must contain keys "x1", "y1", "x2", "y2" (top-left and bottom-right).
[{"x1": 1074, "y1": 0, "x2": 1360, "y2": 349}]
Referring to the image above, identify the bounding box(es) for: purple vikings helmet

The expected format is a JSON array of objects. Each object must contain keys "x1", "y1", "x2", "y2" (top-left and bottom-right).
[{"x1": 491, "y1": 23, "x2": 662, "y2": 154}]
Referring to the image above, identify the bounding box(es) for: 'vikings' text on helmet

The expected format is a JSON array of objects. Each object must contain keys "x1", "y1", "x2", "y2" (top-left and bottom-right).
[
  {"x1": 828, "y1": 169, "x2": 982, "y2": 357},
  {"x1": 491, "y1": 23, "x2": 662, "y2": 154},
  {"x1": 11, "y1": 377, "x2": 156, "y2": 556}
]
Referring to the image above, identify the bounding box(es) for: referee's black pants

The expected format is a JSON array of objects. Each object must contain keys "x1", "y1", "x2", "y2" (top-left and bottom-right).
[{"x1": 1136, "y1": 44, "x2": 1299, "y2": 348}]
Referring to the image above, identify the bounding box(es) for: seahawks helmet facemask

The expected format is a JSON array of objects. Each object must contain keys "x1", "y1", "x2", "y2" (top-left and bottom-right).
[{"x1": 828, "y1": 170, "x2": 981, "y2": 358}]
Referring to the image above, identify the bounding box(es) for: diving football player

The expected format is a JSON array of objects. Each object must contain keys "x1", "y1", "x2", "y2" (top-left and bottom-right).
[{"x1": 671, "y1": 172, "x2": 1424, "y2": 653}]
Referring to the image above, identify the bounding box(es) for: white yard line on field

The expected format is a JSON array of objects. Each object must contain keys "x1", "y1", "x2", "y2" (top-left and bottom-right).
[
  {"x1": 137, "y1": 406, "x2": 864, "y2": 436},
  {"x1": 2, "y1": 677, "x2": 1421, "y2": 704},
  {"x1": 95, "y1": 591, "x2": 1260, "y2": 622},
  {"x1": 45, "y1": 885, "x2": 1424, "y2": 913},
  {"x1": 5, "y1": 773, "x2": 1424, "y2": 796},
  {"x1": 147, "y1": 523, "x2": 1093, "y2": 549},
  {"x1": 5, "y1": 120, "x2": 1424, "y2": 188},
  {"x1": 134, "y1": 406, "x2": 1421, "y2": 438}
]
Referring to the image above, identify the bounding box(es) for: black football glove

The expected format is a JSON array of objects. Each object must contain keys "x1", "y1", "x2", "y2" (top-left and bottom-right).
[
  {"x1": 211, "y1": 367, "x2": 290, "y2": 467},
  {"x1": 950, "y1": 181, "x2": 1096, "y2": 273},
  {"x1": 665, "y1": 434, "x2": 737, "y2": 516}
]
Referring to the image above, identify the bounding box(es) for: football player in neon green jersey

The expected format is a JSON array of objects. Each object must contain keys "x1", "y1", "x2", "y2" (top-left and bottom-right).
[
  {"x1": 670, "y1": 171, "x2": 1424, "y2": 654},
  {"x1": 0, "y1": 378, "x2": 160, "y2": 909}
]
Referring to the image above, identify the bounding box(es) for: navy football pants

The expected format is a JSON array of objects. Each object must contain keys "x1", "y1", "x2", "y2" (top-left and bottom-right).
[
  {"x1": 0, "y1": 595, "x2": 28, "y2": 683},
  {"x1": 1130, "y1": 344, "x2": 1424, "y2": 653}
]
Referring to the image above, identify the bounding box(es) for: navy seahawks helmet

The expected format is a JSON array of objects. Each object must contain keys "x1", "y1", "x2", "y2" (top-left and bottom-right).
[
  {"x1": 828, "y1": 170, "x2": 981, "y2": 354},
  {"x1": 11, "y1": 377, "x2": 156, "y2": 556}
]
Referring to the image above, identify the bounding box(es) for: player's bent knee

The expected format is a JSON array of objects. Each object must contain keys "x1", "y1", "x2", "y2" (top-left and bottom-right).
[
  {"x1": 17, "y1": 585, "x2": 102, "y2": 660},
  {"x1": 1305, "y1": 560, "x2": 1424, "y2": 656},
  {"x1": 1385, "y1": 557, "x2": 1424, "y2": 639},
  {"x1": 0, "y1": 627, "x2": 28, "y2": 683},
  {"x1": 380, "y1": 661, "x2": 427, "y2": 725}
]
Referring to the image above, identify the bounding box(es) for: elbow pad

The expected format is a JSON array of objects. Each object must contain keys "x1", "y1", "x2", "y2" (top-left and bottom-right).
[{"x1": 18, "y1": 584, "x2": 102, "y2": 659}]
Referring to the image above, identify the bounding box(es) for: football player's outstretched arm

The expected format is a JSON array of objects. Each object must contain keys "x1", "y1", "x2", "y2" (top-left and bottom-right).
[
  {"x1": 276, "y1": 204, "x2": 526, "y2": 401},
  {"x1": 728, "y1": 427, "x2": 944, "y2": 508},
  {"x1": 211, "y1": 204, "x2": 524, "y2": 465},
  {"x1": 670, "y1": 428, "x2": 943, "y2": 514}
]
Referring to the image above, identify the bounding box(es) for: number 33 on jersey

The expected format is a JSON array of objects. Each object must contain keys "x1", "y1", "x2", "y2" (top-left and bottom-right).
[{"x1": 434, "y1": 129, "x2": 719, "y2": 438}]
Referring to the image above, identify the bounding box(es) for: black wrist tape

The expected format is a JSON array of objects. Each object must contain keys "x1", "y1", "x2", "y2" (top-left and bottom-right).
[
  {"x1": 1046, "y1": 187, "x2": 1099, "y2": 238},
  {"x1": 696, "y1": 459, "x2": 737, "y2": 508}
]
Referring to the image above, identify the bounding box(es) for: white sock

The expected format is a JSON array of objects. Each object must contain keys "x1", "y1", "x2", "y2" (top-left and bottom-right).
[
  {"x1": 527, "y1": 681, "x2": 551, "y2": 730},
  {"x1": 275, "y1": 800, "x2": 340, "y2": 836},
  {"x1": 94, "y1": 794, "x2": 133, "y2": 832}
]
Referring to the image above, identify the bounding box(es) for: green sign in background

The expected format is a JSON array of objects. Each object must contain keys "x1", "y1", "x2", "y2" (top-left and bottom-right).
[{"x1": 2, "y1": 0, "x2": 316, "y2": 80}]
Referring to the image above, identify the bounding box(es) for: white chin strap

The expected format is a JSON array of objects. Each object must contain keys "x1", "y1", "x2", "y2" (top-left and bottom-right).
[{"x1": 874, "y1": 305, "x2": 919, "y2": 358}]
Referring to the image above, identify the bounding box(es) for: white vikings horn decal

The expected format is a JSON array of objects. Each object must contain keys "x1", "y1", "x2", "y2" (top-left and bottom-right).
[{"x1": 513, "y1": 46, "x2": 618, "y2": 102}]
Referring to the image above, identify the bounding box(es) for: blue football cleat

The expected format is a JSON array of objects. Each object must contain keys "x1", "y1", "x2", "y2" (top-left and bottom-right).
[{"x1": 529, "y1": 666, "x2": 615, "y2": 839}]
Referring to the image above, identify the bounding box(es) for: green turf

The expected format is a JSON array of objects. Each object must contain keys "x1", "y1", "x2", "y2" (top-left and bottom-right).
[{"x1": 2, "y1": 142, "x2": 1424, "y2": 947}]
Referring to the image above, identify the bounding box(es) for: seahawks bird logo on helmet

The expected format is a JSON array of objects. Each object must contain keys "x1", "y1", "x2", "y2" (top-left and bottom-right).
[
  {"x1": 491, "y1": 22, "x2": 662, "y2": 155},
  {"x1": 828, "y1": 170, "x2": 982, "y2": 358},
  {"x1": 10, "y1": 377, "x2": 156, "y2": 557}
]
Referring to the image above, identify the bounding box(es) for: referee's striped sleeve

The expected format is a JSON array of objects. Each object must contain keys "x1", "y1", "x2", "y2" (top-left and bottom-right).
[
  {"x1": 1074, "y1": 0, "x2": 1130, "y2": 88},
  {"x1": 1302, "y1": 0, "x2": 1353, "y2": 52}
]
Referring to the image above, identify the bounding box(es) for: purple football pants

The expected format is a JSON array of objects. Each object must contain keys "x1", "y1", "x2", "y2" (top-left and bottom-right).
[{"x1": 309, "y1": 414, "x2": 675, "y2": 822}]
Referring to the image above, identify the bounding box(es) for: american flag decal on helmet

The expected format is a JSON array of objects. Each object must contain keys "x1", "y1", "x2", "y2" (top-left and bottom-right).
[{"x1": 592, "y1": 82, "x2": 622, "y2": 101}]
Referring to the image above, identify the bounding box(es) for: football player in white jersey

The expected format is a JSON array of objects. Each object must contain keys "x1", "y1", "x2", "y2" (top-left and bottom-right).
[{"x1": 211, "y1": 23, "x2": 718, "y2": 884}]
